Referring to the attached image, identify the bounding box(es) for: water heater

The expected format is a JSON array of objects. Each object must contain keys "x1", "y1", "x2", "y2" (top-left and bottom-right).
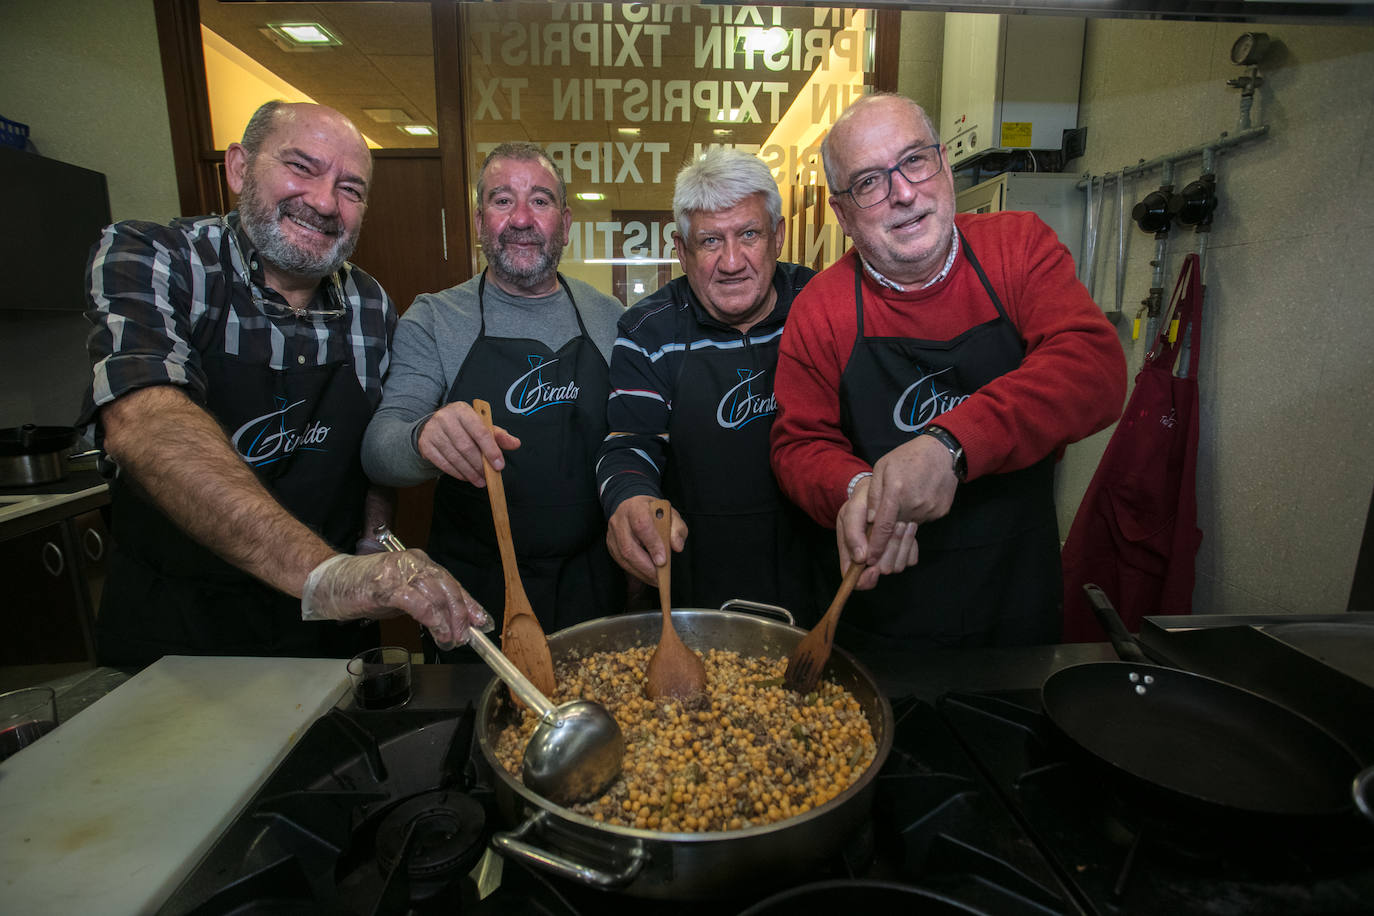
[{"x1": 939, "y1": 14, "x2": 1086, "y2": 168}]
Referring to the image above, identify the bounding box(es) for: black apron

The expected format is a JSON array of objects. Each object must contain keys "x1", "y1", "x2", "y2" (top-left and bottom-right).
[
  {"x1": 836, "y1": 237, "x2": 1061, "y2": 650},
  {"x1": 97, "y1": 249, "x2": 377, "y2": 667},
  {"x1": 427, "y1": 273, "x2": 622, "y2": 659},
  {"x1": 663, "y1": 293, "x2": 827, "y2": 626}
]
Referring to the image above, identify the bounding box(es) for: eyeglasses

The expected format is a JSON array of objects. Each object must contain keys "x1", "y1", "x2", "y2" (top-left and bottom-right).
[
  {"x1": 224, "y1": 219, "x2": 350, "y2": 322},
  {"x1": 835, "y1": 144, "x2": 944, "y2": 209}
]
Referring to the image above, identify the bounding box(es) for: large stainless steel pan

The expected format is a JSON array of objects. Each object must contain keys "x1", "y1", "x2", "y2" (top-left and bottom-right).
[{"x1": 475, "y1": 604, "x2": 894, "y2": 900}]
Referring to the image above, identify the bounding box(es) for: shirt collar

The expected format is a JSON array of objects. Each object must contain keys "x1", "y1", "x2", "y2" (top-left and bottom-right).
[{"x1": 860, "y1": 228, "x2": 960, "y2": 292}]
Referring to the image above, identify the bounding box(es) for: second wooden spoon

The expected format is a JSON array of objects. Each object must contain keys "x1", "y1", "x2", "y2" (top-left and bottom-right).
[
  {"x1": 473, "y1": 398, "x2": 556, "y2": 699},
  {"x1": 644, "y1": 498, "x2": 707, "y2": 701},
  {"x1": 783, "y1": 556, "x2": 865, "y2": 694}
]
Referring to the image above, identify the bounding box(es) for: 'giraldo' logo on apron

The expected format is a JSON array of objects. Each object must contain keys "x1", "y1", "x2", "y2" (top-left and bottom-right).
[
  {"x1": 892, "y1": 366, "x2": 969, "y2": 433},
  {"x1": 232, "y1": 398, "x2": 332, "y2": 467},
  {"x1": 717, "y1": 368, "x2": 776, "y2": 430},
  {"x1": 506, "y1": 355, "x2": 581, "y2": 416}
]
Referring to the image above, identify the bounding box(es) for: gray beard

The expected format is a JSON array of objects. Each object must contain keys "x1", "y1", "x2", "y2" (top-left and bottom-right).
[
  {"x1": 480, "y1": 225, "x2": 564, "y2": 289},
  {"x1": 238, "y1": 178, "x2": 358, "y2": 280}
]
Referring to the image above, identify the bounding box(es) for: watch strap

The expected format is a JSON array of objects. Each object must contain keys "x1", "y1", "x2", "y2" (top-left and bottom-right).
[{"x1": 923, "y1": 425, "x2": 967, "y2": 482}]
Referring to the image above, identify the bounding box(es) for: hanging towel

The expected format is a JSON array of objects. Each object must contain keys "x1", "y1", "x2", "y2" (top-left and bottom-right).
[{"x1": 1061, "y1": 253, "x2": 1204, "y2": 640}]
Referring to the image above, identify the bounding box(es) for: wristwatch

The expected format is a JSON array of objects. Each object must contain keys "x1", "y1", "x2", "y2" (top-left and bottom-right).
[{"x1": 922, "y1": 425, "x2": 967, "y2": 482}]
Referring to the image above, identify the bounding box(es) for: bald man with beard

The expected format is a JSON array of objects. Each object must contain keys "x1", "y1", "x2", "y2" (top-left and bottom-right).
[{"x1": 83, "y1": 101, "x2": 487, "y2": 668}]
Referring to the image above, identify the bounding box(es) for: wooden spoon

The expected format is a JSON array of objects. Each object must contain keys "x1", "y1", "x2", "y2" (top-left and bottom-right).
[
  {"x1": 783, "y1": 557, "x2": 866, "y2": 694},
  {"x1": 472, "y1": 399, "x2": 556, "y2": 700},
  {"x1": 644, "y1": 498, "x2": 707, "y2": 701}
]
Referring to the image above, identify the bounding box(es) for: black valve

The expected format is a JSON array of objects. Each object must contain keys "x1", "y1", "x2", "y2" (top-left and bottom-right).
[
  {"x1": 1170, "y1": 174, "x2": 1219, "y2": 229},
  {"x1": 1132, "y1": 187, "x2": 1177, "y2": 235}
]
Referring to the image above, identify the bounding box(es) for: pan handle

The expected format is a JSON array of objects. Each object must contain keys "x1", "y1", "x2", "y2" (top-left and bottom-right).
[
  {"x1": 1083, "y1": 584, "x2": 1151, "y2": 664},
  {"x1": 1356, "y1": 766, "x2": 1374, "y2": 825},
  {"x1": 492, "y1": 808, "x2": 647, "y2": 889},
  {"x1": 718, "y1": 599, "x2": 794, "y2": 626}
]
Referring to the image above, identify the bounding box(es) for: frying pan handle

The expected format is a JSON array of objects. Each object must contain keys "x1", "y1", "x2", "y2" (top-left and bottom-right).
[{"x1": 1083, "y1": 584, "x2": 1151, "y2": 664}]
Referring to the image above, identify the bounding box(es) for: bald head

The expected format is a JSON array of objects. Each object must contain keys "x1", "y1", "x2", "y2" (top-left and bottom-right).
[
  {"x1": 822, "y1": 93, "x2": 956, "y2": 288},
  {"x1": 226, "y1": 101, "x2": 373, "y2": 287},
  {"x1": 822, "y1": 94, "x2": 938, "y2": 192}
]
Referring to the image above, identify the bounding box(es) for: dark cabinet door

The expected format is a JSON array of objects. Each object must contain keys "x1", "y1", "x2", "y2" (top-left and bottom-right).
[{"x1": 0, "y1": 522, "x2": 93, "y2": 664}]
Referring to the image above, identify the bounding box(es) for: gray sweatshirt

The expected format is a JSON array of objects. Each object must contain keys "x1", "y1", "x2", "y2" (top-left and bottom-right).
[{"x1": 361, "y1": 272, "x2": 624, "y2": 486}]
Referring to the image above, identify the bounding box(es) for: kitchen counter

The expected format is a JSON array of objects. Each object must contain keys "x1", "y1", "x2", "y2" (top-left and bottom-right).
[{"x1": 0, "y1": 466, "x2": 109, "y2": 541}]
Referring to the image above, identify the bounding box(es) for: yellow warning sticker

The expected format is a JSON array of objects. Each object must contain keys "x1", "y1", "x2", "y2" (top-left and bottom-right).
[{"x1": 1001, "y1": 122, "x2": 1033, "y2": 148}]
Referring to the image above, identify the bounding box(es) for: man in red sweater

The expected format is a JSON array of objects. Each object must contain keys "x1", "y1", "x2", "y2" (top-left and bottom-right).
[{"x1": 770, "y1": 93, "x2": 1126, "y2": 649}]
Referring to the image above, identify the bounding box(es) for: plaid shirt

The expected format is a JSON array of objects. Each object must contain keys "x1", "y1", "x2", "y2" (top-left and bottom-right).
[{"x1": 80, "y1": 211, "x2": 394, "y2": 429}]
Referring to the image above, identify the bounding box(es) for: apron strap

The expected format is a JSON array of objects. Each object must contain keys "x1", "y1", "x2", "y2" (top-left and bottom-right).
[{"x1": 1146, "y1": 253, "x2": 1203, "y2": 377}]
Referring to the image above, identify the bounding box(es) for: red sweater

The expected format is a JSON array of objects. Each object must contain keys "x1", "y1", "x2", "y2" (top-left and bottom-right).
[{"x1": 771, "y1": 211, "x2": 1127, "y2": 529}]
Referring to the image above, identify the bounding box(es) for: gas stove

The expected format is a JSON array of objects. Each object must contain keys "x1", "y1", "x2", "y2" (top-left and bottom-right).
[{"x1": 155, "y1": 658, "x2": 1374, "y2": 916}]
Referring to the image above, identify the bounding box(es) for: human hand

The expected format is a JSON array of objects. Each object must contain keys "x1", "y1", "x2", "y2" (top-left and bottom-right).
[
  {"x1": 837, "y1": 476, "x2": 920, "y2": 591},
  {"x1": 301, "y1": 551, "x2": 492, "y2": 649},
  {"x1": 416, "y1": 401, "x2": 521, "y2": 486},
  {"x1": 863, "y1": 435, "x2": 957, "y2": 564},
  {"x1": 606, "y1": 494, "x2": 688, "y2": 586}
]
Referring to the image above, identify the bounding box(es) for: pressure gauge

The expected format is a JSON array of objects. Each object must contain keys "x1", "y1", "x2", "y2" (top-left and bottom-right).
[{"x1": 1230, "y1": 32, "x2": 1270, "y2": 66}]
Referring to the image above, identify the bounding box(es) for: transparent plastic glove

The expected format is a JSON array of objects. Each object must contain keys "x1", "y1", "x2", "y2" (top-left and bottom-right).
[{"x1": 301, "y1": 551, "x2": 491, "y2": 649}]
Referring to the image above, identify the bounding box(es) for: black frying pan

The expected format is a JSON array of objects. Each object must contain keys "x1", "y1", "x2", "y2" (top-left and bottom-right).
[{"x1": 1042, "y1": 585, "x2": 1361, "y2": 821}]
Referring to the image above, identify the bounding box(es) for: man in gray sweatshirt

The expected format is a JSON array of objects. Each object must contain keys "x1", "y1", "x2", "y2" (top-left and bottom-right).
[{"x1": 361, "y1": 142, "x2": 625, "y2": 658}]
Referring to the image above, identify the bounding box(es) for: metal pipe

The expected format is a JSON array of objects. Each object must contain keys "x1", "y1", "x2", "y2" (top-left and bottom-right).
[
  {"x1": 1115, "y1": 171, "x2": 1127, "y2": 318},
  {"x1": 1177, "y1": 145, "x2": 1218, "y2": 378},
  {"x1": 1075, "y1": 125, "x2": 1267, "y2": 191},
  {"x1": 1091, "y1": 177, "x2": 1107, "y2": 300},
  {"x1": 1143, "y1": 163, "x2": 1175, "y2": 345},
  {"x1": 1081, "y1": 175, "x2": 1095, "y2": 285}
]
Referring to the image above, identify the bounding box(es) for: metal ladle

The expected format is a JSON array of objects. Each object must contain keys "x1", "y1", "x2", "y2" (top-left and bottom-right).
[{"x1": 376, "y1": 531, "x2": 624, "y2": 805}]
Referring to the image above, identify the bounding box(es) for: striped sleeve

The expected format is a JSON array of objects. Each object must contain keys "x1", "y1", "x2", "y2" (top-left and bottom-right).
[{"x1": 79, "y1": 220, "x2": 207, "y2": 429}]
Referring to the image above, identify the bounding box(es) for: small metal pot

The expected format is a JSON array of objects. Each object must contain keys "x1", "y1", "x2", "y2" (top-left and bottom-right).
[
  {"x1": 0, "y1": 425, "x2": 79, "y2": 486},
  {"x1": 476, "y1": 605, "x2": 894, "y2": 900}
]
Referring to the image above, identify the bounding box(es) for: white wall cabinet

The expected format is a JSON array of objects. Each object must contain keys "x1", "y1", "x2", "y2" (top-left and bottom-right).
[{"x1": 940, "y1": 14, "x2": 1086, "y2": 168}]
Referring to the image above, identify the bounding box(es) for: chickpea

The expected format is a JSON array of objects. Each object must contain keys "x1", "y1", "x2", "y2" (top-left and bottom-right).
[{"x1": 491, "y1": 645, "x2": 876, "y2": 834}]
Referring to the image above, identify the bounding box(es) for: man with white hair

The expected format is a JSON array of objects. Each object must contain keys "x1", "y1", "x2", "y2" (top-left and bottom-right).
[{"x1": 596, "y1": 147, "x2": 825, "y2": 620}]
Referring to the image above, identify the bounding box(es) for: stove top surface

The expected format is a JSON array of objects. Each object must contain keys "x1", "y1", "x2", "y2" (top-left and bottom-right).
[{"x1": 156, "y1": 662, "x2": 1374, "y2": 916}]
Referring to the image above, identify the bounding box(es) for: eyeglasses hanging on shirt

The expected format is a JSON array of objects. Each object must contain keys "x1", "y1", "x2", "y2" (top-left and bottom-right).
[{"x1": 222, "y1": 217, "x2": 350, "y2": 322}]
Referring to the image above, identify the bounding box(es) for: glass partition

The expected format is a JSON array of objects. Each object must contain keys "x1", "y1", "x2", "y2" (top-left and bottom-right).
[{"x1": 460, "y1": 2, "x2": 874, "y2": 300}]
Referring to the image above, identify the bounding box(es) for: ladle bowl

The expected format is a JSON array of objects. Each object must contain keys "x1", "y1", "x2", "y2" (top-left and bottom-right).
[{"x1": 375, "y1": 531, "x2": 624, "y2": 805}]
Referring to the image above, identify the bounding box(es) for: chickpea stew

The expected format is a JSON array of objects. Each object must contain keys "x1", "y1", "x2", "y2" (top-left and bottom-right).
[{"x1": 492, "y1": 645, "x2": 878, "y2": 833}]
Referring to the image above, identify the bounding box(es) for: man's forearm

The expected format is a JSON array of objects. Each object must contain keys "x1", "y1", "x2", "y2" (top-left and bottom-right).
[{"x1": 101, "y1": 385, "x2": 335, "y2": 597}]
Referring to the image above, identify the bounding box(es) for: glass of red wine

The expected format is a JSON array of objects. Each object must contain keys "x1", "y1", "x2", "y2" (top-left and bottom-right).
[
  {"x1": 0, "y1": 686, "x2": 58, "y2": 763},
  {"x1": 346, "y1": 646, "x2": 413, "y2": 710}
]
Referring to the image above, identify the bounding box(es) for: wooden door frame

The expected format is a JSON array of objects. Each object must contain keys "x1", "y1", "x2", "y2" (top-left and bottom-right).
[
  {"x1": 152, "y1": 1, "x2": 898, "y2": 229},
  {"x1": 150, "y1": 0, "x2": 474, "y2": 288}
]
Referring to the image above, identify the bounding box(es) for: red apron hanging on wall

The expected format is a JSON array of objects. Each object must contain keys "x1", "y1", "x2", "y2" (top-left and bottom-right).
[{"x1": 1061, "y1": 253, "x2": 1204, "y2": 640}]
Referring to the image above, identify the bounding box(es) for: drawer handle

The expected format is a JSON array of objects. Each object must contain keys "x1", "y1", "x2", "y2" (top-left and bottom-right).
[
  {"x1": 83, "y1": 527, "x2": 105, "y2": 562},
  {"x1": 42, "y1": 541, "x2": 65, "y2": 578}
]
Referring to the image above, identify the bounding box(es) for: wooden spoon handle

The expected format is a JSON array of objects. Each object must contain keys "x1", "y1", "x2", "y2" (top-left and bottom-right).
[
  {"x1": 472, "y1": 399, "x2": 524, "y2": 601},
  {"x1": 824, "y1": 559, "x2": 866, "y2": 628},
  {"x1": 648, "y1": 498, "x2": 673, "y2": 612}
]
